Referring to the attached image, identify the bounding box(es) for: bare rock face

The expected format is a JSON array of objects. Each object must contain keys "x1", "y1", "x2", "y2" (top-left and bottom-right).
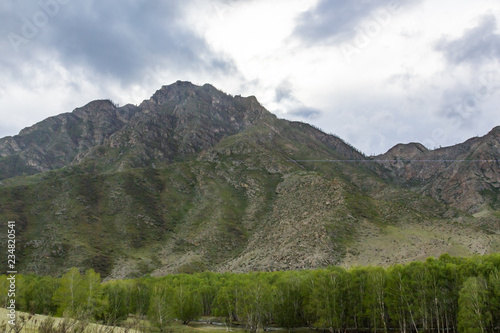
[
  {"x1": 0, "y1": 100, "x2": 140, "y2": 178},
  {"x1": 0, "y1": 82, "x2": 271, "y2": 179},
  {"x1": 376, "y1": 127, "x2": 500, "y2": 213}
]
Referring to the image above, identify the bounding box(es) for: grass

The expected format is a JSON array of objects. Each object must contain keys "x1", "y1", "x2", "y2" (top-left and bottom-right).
[
  {"x1": 0, "y1": 309, "x2": 140, "y2": 332},
  {"x1": 341, "y1": 219, "x2": 492, "y2": 268},
  {"x1": 0, "y1": 309, "x2": 318, "y2": 333},
  {"x1": 344, "y1": 191, "x2": 381, "y2": 223}
]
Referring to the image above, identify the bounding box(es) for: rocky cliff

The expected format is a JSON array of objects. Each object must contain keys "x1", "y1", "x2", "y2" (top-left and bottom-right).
[{"x1": 376, "y1": 127, "x2": 500, "y2": 213}]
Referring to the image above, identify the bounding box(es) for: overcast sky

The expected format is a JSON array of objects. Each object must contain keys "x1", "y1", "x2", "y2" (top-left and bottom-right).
[{"x1": 1, "y1": 0, "x2": 500, "y2": 154}]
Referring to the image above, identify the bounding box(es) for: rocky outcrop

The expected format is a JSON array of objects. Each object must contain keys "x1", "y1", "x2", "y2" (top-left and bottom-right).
[
  {"x1": 376, "y1": 127, "x2": 500, "y2": 212},
  {"x1": 0, "y1": 100, "x2": 140, "y2": 179},
  {"x1": 0, "y1": 82, "x2": 273, "y2": 179}
]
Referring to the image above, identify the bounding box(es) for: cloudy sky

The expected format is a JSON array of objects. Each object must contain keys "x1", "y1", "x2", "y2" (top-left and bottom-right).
[{"x1": 1, "y1": 0, "x2": 500, "y2": 154}]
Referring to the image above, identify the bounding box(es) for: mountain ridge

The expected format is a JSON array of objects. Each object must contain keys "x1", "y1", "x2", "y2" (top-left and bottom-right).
[
  {"x1": 0, "y1": 81, "x2": 273, "y2": 179},
  {"x1": 376, "y1": 125, "x2": 500, "y2": 212},
  {"x1": 0, "y1": 81, "x2": 498, "y2": 278}
]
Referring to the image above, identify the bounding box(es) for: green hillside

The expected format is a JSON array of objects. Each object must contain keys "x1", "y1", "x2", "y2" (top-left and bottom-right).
[{"x1": 0, "y1": 82, "x2": 498, "y2": 278}]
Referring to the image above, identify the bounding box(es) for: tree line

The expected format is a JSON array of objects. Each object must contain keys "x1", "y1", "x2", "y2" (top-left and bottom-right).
[{"x1": 1, "y1": 253, "x2": 499, "y2": 333}]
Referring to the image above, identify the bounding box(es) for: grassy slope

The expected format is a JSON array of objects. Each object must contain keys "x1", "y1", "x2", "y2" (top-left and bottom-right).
[{"x1": 0, "y1": 118, "x2": 498, "y2": 278}]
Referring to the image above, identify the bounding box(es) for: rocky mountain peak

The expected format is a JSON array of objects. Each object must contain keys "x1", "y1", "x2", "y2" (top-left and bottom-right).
[
  {"x1": 382, "y1": 142, "x2": 428, "y2": 160},
  {"x1": 142, "y1": 80, "x2": 212, "y2": 107},
  {"x1": 78, "y1": 99, "x2": 116, "y2": 110},
  {"x1": 0, "y1": 82, "x2": 279, "y2": 180},
  {"x1": 137, "y1": 81, "x2": 270, "y2": 130},
  {"x1": 377, "y1": 127, "x2": 500, "y2": 213}
]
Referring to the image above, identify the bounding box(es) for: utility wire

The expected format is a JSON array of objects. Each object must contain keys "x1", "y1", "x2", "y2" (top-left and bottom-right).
[{"x1": 289, "y1": 159, "x2": 499, "y2": 163}]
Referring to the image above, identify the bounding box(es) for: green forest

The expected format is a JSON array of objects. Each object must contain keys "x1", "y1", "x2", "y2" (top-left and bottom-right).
[{"x1": 1, "y1": 254, "x2": 500, "y2": 333}]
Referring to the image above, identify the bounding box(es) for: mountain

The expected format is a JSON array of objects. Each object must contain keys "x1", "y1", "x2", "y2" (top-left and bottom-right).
[
  {"x1": 0, "y1": 82, "x2": 268, "y2": 179},
  {"x1": 0, "y1": 100, "x2": 140, "y2": 179},
  {"x1": 0, "y1": 81, "x2": 498, "y2": 278},
  {"x1": 376, "y1": 127, "x2": 500, "y2": 213}
]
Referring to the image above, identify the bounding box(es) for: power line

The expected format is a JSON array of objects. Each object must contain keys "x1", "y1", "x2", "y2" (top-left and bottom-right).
[{"x1": 289, "y1": 159, "x2": 499, "y2": 163}]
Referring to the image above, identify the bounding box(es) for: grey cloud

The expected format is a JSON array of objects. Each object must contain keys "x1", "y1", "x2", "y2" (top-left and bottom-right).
[
  {"x1": 388, "y1": 72, "x2": 419, "y2": 90},
  {"x1": 387, "y1": 65, "x2": 419, "y2": 90},
  {"x1": 436, "y1": 15, "x2": 500, "y2": 66},
  {"x1": 439, "y1": 85, "x2": 484, "y2": 130},
  {"x1": 289, "y1": 106, "x2": 321, "y2": 119},
  {"x1": 274, "y1": 80, "x2": 293, "y2": 103},
  {"x1": 0, "y1": 0, "x2": 235, "y2": 86},
  {"x1": 293, "y1": 0, "x2": 421, "y2": 45},
  {"x1": 274, "y1": 79, "x2": 322, "y2": 119}
]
